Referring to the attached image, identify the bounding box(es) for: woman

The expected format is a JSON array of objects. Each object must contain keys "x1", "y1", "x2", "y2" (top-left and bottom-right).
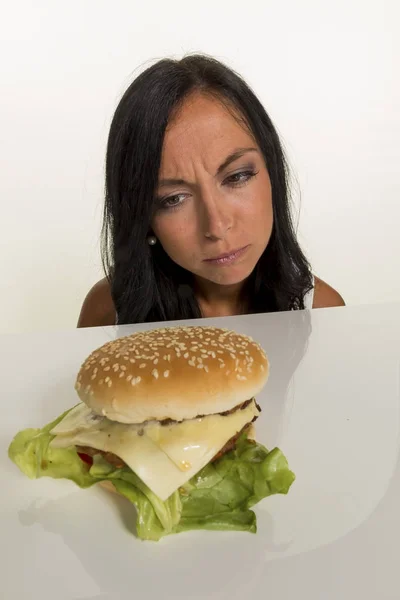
[{"x1": 78, "y1": 54, "x2": 344, "y2": 328}]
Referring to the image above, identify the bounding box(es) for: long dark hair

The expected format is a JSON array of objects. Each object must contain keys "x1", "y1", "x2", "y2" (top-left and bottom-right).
[{"x1": 102, "y1": 54, "x2": 313, "y2": 324}]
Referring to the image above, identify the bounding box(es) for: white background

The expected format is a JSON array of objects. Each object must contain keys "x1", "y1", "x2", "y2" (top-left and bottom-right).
[{"x1": 0, "y1": 0, "x2": 399, "y2": 334}]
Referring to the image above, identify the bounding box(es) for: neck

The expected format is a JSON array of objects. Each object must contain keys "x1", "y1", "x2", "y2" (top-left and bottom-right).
[{"x1": 193, "y1": 277, "x2": 248, "y2": 318}]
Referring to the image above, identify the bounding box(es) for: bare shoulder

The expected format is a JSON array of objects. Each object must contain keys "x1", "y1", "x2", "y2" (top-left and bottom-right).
[
  {"x1": 77, "y1": 277, "x2": 116, "y2": 328},
  {"x1": 313, "y1": 276, "x2": 345, "y2": 309}
]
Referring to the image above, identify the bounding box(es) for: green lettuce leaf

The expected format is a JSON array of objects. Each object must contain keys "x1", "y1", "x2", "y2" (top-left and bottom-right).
[
  {"x1": 8, "y1": 410, "x2": 295, "y2": 541},
  {"x1": 9, "y1": 409, "x2": 95, "y2": 488}
]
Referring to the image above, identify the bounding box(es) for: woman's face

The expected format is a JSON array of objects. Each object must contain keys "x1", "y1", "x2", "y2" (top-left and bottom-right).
[{"x1": 151, "y1": 93, "x2": 273, "y2": 288}]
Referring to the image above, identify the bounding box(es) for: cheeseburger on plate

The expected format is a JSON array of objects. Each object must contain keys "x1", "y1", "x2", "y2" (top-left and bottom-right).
[{"x1": 9, "y1": 326, "x2": 295, "y2": 541}]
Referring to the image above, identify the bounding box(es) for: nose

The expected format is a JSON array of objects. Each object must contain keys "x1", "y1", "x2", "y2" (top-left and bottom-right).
[{"x1": 200, "y1": 188, "x2": 233, "y2": 241}]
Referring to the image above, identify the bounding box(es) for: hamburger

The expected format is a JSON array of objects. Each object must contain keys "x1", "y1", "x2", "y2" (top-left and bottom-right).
[{"x1": 9, "y1": 325, "x2": 295, "y2": 541}]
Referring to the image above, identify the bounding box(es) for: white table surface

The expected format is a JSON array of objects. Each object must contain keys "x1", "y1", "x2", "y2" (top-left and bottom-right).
[{"x1": 1, "y1": 304, "x2": 400, "y2": 599}]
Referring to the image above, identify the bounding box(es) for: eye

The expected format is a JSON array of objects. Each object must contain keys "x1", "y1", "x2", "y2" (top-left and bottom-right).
[
  {"x1": 158, "y1": 193, "x2": 187, "y2": 211},
  {"x1": 223, "y1": 169, "x2": 258, "y2": 187}
]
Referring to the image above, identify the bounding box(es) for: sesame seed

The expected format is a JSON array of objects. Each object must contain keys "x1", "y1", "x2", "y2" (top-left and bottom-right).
[
  {"x1": 188, "y1": 360, "x2": 196, "y2": 367},
  {"x1": 153, "y1": 358, "x2": 159, "y2": 365},
  {"x1": 197, "y1": 363, "x2": 204, "y2": 369},
  {"x1": 219, "y1": 363, "x2": 225, "y2": 368},
  {"x1": 127, "y1": 375, "x2": 132, "y2": 382},
  {"x1": 99, "y1": 379, "x2": 104, "y2": 385},
  {"x1": 105, "y1": 377, "x2": 111, "y2": 383},
  {"x1": 184, "y1": 353, "x2": 189, "y2": 359},
  {"x1": 107, "y1": 380, "x2": 112, "y2": 388},
  {"x1": 152, "y1": 369, "x2": 159, "y2": 379},
  {"x1": 139, "y1": 363, "x2": 146, "y2": 369},
  {"x1": 119, "y1": 372, "x2": 125, "y2": 378},
  {"x1": 164, "y1": 370, "x2": 170, "y2": 378},
  {"x1": 91, "y1": 374, "x2": 96, "y2": 381},
  {"x1": 225, "y1": 370, "x2": 231, "y2": 375}
]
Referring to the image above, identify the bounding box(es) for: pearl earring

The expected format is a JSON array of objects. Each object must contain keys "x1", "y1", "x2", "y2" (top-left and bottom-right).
[{"x1": 147, "y1": 235, "x2": 157, "y2": 246}]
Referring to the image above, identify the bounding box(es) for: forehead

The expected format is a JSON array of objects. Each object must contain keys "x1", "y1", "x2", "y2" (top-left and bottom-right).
[{"x1": 160, "y1": 93, "x2": 254, "y2": 172}]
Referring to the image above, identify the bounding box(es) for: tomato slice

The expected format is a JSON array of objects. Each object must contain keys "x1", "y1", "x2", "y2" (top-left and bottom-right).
[{"x1": 77, "y1": 452, "x2": 93, "y2": 467}]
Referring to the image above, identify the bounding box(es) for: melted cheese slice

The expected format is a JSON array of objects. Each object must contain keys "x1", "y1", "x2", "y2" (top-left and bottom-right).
[{"x1": 50, "y1": 401, "x2": 259, "y2": 500}]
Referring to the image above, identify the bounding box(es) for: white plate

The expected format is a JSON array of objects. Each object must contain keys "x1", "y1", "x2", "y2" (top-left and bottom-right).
[{"x1": 1, "y1": 305, "x2": 400, "y2": 599}]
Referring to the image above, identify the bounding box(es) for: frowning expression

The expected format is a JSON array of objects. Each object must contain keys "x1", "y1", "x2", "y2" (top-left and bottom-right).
[{"x1": 151, "y1": 93, "x2": 273, "y2": 287}]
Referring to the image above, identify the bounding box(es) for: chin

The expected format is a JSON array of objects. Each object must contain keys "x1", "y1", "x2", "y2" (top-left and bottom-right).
[{"x1": 203, "y1": 266, "x2": 255, "y2": 287}]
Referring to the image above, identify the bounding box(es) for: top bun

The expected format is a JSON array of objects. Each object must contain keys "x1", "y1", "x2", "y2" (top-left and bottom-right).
[{"x1": 75, "y1": 326, "x2": 269, "y2": 424}]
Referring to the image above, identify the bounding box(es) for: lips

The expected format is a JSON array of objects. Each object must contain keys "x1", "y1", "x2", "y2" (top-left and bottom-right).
[{"x1": 203, "y1": 245, "x2": 250, "y2": 265}]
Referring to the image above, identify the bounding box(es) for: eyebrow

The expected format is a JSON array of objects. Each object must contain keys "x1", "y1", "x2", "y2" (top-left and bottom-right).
[
  {"x1": 216, "y1": 146, "x2": 258, "y2": 175},
  {"x1": 158, "y1": 146, "x2": 258, "y2": 188}
]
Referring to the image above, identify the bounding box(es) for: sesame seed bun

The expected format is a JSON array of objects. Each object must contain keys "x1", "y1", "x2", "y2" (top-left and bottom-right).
[{"x1": 75, "y1": 326, "x2": 269, "y2": 424}]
